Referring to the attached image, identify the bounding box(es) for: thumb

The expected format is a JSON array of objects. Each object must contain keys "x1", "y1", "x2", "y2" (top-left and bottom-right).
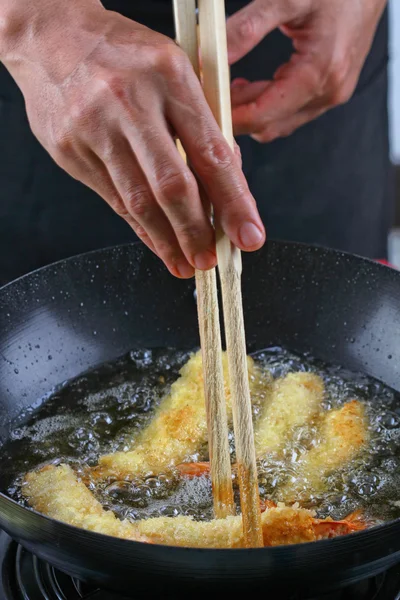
[
  {"x1": 227, "y1": 0, "x2": 290, "y2": 65},
  {"x1": 231, "y1": 78, "x2": 271, "y2": 107}
]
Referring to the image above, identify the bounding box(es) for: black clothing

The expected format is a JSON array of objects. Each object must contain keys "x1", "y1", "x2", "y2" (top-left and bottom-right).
[{"x1": 0, "y1": 1, "x2": 392, "y2": 285}]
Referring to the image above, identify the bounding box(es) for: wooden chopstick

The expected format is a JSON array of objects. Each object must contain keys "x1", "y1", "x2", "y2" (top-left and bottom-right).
[
  {"x1": 173, "y1": 0, "x2": 235, "y2": 520},
  {"x1": 197, "y1": 0, "x2": 263, "y2": 547}
]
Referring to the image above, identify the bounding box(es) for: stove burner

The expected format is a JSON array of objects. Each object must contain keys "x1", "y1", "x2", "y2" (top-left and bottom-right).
[
  {"x1": 15, "y1": 545, "x2": 105, "y2": 599},
  {"x1": 0, "y1": 532, "x2": 398, "y2": 600},
  {"x1": 1, "y1": 535, "x2": 125, "y2": 600}
]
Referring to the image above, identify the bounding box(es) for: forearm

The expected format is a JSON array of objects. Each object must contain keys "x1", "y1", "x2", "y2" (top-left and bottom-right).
[{"x1": 0, "y1": 0, "x2": 105, "y2": 82}]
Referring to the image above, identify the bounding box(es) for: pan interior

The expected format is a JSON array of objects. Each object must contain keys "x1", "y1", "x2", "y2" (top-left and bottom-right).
[{"x1": 2, "y1": 345, "x2": 400, "y2": 534}]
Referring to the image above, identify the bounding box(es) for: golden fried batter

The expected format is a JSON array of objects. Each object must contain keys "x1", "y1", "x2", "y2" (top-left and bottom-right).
[
  {"x1": 93, "y1": 351, "x2": 265, "y2": 481},
  {"x1": 23, "y1": 464, "x2": 148, "y2": 542},
  {"x1": 255, "y1": 372, "x2": 324, "y2": 456},
  {"x1": 279, "y1": 400, "x2": 369, "y2": 502},
  {"x1": 24, "y1": 464, "x2": 363, "y2": 548},
  {"x1": 137, "y1": 503, "x2": 329, "y2": 547}
]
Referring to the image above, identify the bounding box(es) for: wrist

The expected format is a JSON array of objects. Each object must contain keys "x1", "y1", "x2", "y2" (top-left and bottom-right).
[{"x1": 0, "y1": 0, "x2": 105, "y2": 81}]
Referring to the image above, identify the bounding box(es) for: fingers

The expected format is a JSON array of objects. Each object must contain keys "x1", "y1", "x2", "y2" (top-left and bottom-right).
[
  {"x1": 231, "y1": 78, "x2": 271, "y2": 108},
  {"x1": 230, "y1": 67, "x2": 326, "y2": 142},
  {"x1": 96, "y1": 136, "x2": 199, "y2": 278},
  {"x1": 250, "y1": 106, "x2": 326, "y2": 143},
  {"x1": 59, "y1": 141, "x2": 195, "y2": 279},
  {"x1": 232, "y1": 56, "x2": 321, "y2": 136},
  {"x1": 123, "y1": 117, "x2": 217, "y2": 272},
  {"x1": 233, "y1": 140, "x2": 243, "y2": 168},
  {"x1": 227, "y1": 0, "x2": 291, "y2": 64},
  {"x1": 47, "y1": 33, "x2": 267, "y2": 278},
  {"x1": 167, "y1": 79, "x2": 265, "y2": 252}
]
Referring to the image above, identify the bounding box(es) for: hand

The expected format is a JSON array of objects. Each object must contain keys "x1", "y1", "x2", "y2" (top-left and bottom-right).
[
  {"x1": 0, "y1": 0, "x2": 265, "y2": 278},
  {"x1": 227, "y1": 0, "x2": 387, "y2": 142}
]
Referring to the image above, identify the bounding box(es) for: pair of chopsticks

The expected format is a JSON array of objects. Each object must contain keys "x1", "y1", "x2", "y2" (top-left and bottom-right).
[{"x1": 173, "y1": 0, "x2": 263, "y2": 548}]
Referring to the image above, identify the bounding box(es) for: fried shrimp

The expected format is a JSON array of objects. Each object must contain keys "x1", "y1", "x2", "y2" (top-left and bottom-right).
[
  {"x1": 137, "y1": 504, "x2": 366, "y2": 548},
  {"x1": 23, "y1": 464, "x2": 148, "y2": 542},
  {"x1": 279, "y1": 400, "x2": 369, "y2": 502},
  {"x1": 23, "y1": 464, "x2": 366, "y2": 548},
  {"x1": 92, "y1": 351, "x2": 265, "y2": 481},
  {"x1": 177, "y1": 371, "x2": 323, "y2": 478},
  {"x1": 254, "y1": 372, "x2": 324, "y2": 456}
]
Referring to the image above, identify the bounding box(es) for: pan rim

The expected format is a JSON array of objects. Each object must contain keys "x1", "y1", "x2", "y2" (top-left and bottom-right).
[
  {"x1": 0, "y1": 238, "x2": 391, "y2": 296},
  {"x1": 1, "y1": 495, "x2": 400, "y2": 555}
]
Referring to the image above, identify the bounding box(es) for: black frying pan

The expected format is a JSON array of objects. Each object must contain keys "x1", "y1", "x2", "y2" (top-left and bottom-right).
[{"x1": 0, "y1": 240, "x2": 399, "y2": 598}]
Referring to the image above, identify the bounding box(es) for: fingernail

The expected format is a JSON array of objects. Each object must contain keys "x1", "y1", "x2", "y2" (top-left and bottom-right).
[
  {"x1": 194, "y1": 250, "x2": 217, "y2": 271},
  {"x1": 239, "y1": 222, "x2": 264, "y2": 249},
  {"x1": 175, "y1": 260, "x2": 195, "y2": 279}
]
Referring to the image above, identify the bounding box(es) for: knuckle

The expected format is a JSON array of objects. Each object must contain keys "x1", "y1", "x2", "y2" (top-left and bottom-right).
[
  {"x1": 51, "y1": 119, "x2": 78, "y2": 156},
  {"x1": 327, "y1": 58, "x2": 352, "y2": 105},
  {"x1": 197, "y1": 136, "x2": 234, "y2": 172},
  {"x1": 108, "y1": 194, "x2": 128, "y2": 217},
  {"x1": 126, "y1": 218, "x2": 150, "y2": 242},
  {"x1": 175, "y1": 222, "x2": 204, "y2": 244},
  {"x1": 295, "y1": 63, "x2": 324, "y2": 102},
  {"x1": 254, "y1": 134, "x2": 270, "y2": 144},
  {"x1": 280, "y1": 126, "x2": 296, "y2": 139},
  {"x1": 68, "y1": 100, "x2": 96, "y2": 128},
  {"x1": 52, "y1": 129, "x2": 74, "y2": 155},
  {"x1": 88, "y1": 72, "x2": 132, "y2": 114},
  {"x1": 253, "y1": 126, "x2": 278, "y2": 143},
  {"x1": 157, "y1": 168, "x2": 194, "y2": 203},
  {"x1": 98, "y1": 137, "x2": 117, "y2": 163},
  {"x1": 105, "y1": 196, "x2": 128, "y2": 219},
  {"x1": 125, "y1": 186, "x2": 152, "y2": 219},
  {"x1": 329, "y1": 84, "x2": 353, "y2": 106},
  {"x1": 101, "y1": 73, "x2": 126, "y2": 100},
  {"x1": 155, "y1": 241, "x2": 179, "y2": 264},
  {"x1": 92, "y1": 72, "x2": 128, "y2": 104},
  {"x1": 135, "y1": 224, "x2": 148, "y2": 239},
  {"x1": 282, "y1": 0, "x2": 309, "y2": 15},
  {"x1": 154, "y1": 43, "x2": 189, "y2": 81},
  {"x1": 114, "y1": 206, "x2": 130, "y2": 219},
  {"x1": 234, "y1": 1, "x2": 272, "y2": 43},
  {"x1": 237, "y1": 15, "x2": 258, "y2": 42},
  {"x1": 233, "y1": 141, "x2": 243, "y2": 165}
]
